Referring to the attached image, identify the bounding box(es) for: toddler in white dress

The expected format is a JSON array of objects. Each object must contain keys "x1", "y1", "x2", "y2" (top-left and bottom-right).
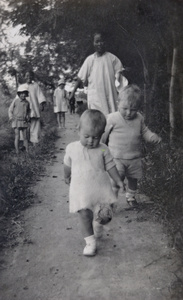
[
  {"x1": 64, "y1": 109, "x2": 123, "y2": 256},
  {"x1": 53, "y1": 78, "x2": 68, "y2": 128}
]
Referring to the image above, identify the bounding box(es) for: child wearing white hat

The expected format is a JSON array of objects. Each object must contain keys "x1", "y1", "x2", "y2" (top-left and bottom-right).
[
  {"x1": 8, "y1": 84, "x2": 30, "y2": 154},
  {"x1": 53, "y1": 78, "x2": 68, "y2": 128}
]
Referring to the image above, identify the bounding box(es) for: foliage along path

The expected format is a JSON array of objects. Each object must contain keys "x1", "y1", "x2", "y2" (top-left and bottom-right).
[{"x1": 0, "y1": 113, "x2": 181, "y2": 300}]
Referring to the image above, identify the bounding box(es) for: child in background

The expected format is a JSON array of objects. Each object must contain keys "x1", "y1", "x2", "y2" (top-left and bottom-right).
[
  {"x1": 69, "y1": 93, "x2": 75, "y2": 114},
  {"x1": 102, "y1": 84, "x2": 162, "y2": 207},
  {"x1": 64, "y1": 109, "x2": 123, "y2": 256},
  {"x1": 53, "y1": 78, "x2": 68, "y2": 128},
  {"x1": 8, "y1": 84, "x2": 30, "y2": 154}
]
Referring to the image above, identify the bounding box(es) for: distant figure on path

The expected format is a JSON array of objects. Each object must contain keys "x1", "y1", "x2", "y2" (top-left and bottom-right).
[
  {"x1": 69, "y1": 93, "x2": 75, "y2": 115},
  {"x1": 9, "y1": 84, "x2": 30, "y2": 154},
  {"x1": 25, "y1": 71, "x2": 46, "y2": 145},
  {"x1": 53, "y1": 78, "x2": 68, "y2": 128},
  {"x1": 45, "y1": 84, "x2": 54, "y2": 107},
  {"x1": 64, "y1": 109, "x2": 123, "y2": 256},
  {"x1": 102, "y1": 85, "x2": 162, "y2": 207},
  {"x1": 70, "y1": 32, "x2": 128, "y2": 115}
]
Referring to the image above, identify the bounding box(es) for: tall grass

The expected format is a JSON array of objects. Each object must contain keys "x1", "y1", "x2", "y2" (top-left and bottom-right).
[{"x1": 140, "y1": 142, "x2": 183, "y2": 249}]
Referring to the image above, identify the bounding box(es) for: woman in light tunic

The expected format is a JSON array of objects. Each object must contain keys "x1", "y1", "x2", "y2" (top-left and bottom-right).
[
  {"x1": 25, "y1": 71, "x2": 46, "y2": 145},
  {"x1": 70, "y1": 32, "x2": 127, "y2": 115}
]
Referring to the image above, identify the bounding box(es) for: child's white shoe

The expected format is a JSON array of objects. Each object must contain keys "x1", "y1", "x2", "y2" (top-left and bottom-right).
[
  {"x1": 83, "y1": 235, "x2": 97, "y2": 256},
  {"x1": 93, "y1": 220, "x2": 103, "y2": 239}
]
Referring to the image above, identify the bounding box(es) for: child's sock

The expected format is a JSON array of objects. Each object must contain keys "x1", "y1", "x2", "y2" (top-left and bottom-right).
[
  {"x1": 126, "y1": 188, "x2": 136, "y2": 200},
  {"x1": 126, "y1": 189, "x2": 138, "y2": 207},
  {"x1": 83, "y1": 235, "x2": 96, "y2": 256}
]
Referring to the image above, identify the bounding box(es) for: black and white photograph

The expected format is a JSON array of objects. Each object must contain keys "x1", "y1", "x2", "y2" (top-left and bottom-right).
[{"x1": 0, "y1": 1, "x2": 183, "y2": 299}]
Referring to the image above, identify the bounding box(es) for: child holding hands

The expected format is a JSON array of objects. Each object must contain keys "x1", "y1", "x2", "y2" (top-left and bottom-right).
[
  {"x1": 102, "y1": 84, "x2": 162, "y2": 207},
  {"x1": 8, "y1": 84, "x2": 30, "y2": 155},
  {"x1": 64, "y1": 109, "x2": 123, "y2": 256}
]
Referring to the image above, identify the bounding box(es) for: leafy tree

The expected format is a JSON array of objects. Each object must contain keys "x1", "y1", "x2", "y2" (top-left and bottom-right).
[{"x1": 2, "y1": 0, "x2": 183, "y2": 141}]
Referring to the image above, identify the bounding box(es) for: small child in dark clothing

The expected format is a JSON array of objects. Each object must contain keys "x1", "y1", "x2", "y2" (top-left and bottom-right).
[{"x1": 69, "y1": 94, "x2": 75, "y2": 114}]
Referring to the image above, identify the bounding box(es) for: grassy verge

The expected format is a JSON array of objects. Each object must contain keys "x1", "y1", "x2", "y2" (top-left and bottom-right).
[
  {"x1": 0, "y1": 104, "x2": 58, "y2": 249},
  {"x1": 139, "y1": 142, "x2": 183, "y2": 299},
  {"x1": 140, "y1": 142, "x2": 183, "y2": 250}
]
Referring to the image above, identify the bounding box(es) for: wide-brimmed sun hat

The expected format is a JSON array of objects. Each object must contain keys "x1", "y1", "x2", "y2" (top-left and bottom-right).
[
  {"x1": 58, "y1": 78, "x2": 65, "y2": 85},
  {"x1": 17, "y1": 84, "x2": 29, "y2": 93}
]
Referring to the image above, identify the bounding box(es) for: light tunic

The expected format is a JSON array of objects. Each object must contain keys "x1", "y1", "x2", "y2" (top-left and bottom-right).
[
  {"x1": 106, "y1": 112, "x2": 160, "y2": 160},
  {"x1": 78, "y1": 52, "x2": 123, "y2": 115},
  {"x1": 27, "y1": 82, "x2": 46, "y2": 118},
  {"x1": 64, "y1": 141, "x2": 117, "y2": 213},
  {"x1": 53, "y1": 88, "x2": 67, "y2": 113},
  {"x1": 26, "y1": 82, "x2": 46, "y2": 143},
  {"x1": 8, "y1": 97, "x2": 30, "y2": 128}
]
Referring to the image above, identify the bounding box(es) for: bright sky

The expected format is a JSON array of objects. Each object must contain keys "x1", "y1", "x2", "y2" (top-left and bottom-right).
[
  {"x1": 6, "y1": 25, "x2": 28, "y2": 45},
  {"x1": 1, "y1": 0, "x2": 28, "y2": 46}
]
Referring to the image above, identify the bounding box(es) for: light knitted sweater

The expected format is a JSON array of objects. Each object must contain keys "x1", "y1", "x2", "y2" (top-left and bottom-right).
[{"x1": 106, "y1": 111, "x2": 161, "y2": 159}]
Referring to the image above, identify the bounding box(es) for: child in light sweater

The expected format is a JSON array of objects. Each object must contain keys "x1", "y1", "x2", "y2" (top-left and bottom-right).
[
  {"x1": 102, "y1": 84, "x2": 161, "y2": 207},
  {"x1": 9, "y1": 84, "x2": 30, "y2": 154},
  {"x1": 64, "y1": 109, "x2": 123, "y2": 256}
]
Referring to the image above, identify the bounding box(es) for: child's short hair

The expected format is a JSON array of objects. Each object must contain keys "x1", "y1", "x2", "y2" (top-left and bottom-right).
[
  {"x1": 79, "y1": 109, "x2": 106, "y2": 134},
  {"x1": 118, "y1": 84, "x2": 142, "y2": 108}
]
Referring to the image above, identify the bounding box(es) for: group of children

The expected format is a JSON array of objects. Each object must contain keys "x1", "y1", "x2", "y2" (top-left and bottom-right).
[
  {"x1": 8, "y1": 76, "x2": 76, "y2": 154},
  {"x1": 9, "y1": 80, "x2": 161, "y2": 257},
  {"x1": 64, "y1": 84, "x2": 161, "y2": 257},
  {"x1": 8, "y1": 31, "x2": 161, "y2": 257}
]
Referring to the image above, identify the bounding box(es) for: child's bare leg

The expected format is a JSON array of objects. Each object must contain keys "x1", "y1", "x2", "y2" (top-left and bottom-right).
[
  {"x1": 78, "y1": 209, "x2": 94, "y2": 237},
  {"x1": 22, "y1": 129, "x2": 29, "y2": 153},
  {"x1": 111, "y1": 173, "x2": 125, "y2": 198},
  {"x1": 62, "y1": 112, "x2": 65, "y2": 128},
  {"x1": 78, "y1": 209, "x2": 96, "y2": 256},
  {"x1": 126, "y1": 177, "x2": 138, "y2": 207},
  {"x1": 14, "y1": 128, "x2": 20, "y2": 154},
  {"x1": 57, "y1": 113, "x2": 61, "y2": 128}
]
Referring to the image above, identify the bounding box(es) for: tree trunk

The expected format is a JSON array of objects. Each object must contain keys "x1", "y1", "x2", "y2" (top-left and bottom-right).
[{"x1": 169, "y1": 48, "x2": 177, "y2": 142}]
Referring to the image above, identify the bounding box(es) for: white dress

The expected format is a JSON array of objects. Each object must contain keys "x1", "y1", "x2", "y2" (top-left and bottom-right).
[
  {"x1": 53, "y1": 88, "x2": 68, "y2": 113},
  {"x1": 78, "y1": 52, "x2": 124, "y2": 115},
  {"x1": 64, "y1": 141, "x2": 117, "y2": 213}
]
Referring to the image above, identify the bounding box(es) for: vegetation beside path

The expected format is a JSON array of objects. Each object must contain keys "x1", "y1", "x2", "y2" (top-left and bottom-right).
[{"x1": 0, "y1": 95, "x2": 58, "y2": 249}]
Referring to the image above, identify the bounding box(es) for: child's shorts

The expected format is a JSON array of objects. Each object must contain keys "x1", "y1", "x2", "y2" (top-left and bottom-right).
[{"x1": 114, "y1": 158, "x2": 142, "y2": 179}]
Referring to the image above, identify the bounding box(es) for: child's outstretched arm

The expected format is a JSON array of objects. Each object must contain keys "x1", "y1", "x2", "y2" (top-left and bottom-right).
[
  {"x1": 141, "y1": 116, "x2": 162, "y2": 144},
  {"x1": 64, "y1": 164, "x2": 71, "y2": 185},
  {"x1": 107, "y1": 166, "x2": 124, "y2": 191}
]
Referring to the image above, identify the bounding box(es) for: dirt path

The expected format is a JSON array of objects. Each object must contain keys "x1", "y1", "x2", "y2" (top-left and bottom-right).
[{"x1": 0, "y1": 114, "x2": 181, "y2": 300}]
